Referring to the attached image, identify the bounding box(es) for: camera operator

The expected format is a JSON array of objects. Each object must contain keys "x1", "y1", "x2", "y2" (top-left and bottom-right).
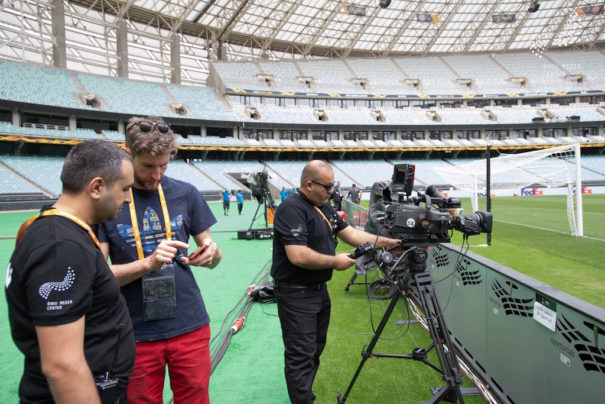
[
  {"x1": 271, "y1": 160, "x2": 399, "y2": 404},
  {"x1": 330, "y1": 180, "x2": 342, "y2": 211}
]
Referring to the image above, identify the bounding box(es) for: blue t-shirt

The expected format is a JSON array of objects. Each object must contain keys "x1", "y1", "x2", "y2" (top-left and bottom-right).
[
  {"x1": 280, "y1": 190, "x2": 288, "y2": 201},
  {"x1": 97, "y1": 176, "x2": 217, "y2": 342},
  {"x1": 236, "y1": 193, "x2": 243, "y2": 204},
  {"x1": 221, "y1": 191, "x2": 230, "y2": 203}
]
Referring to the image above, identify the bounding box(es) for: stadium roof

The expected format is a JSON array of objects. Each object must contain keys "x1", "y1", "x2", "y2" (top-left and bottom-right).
[{"x1": 1, "y1": 0, "x2": 604, "y2": 84}]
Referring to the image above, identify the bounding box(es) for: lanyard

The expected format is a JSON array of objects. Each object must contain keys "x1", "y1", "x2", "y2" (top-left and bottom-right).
[
  {"x1": 314, "y1": 206, "x2": 333, "y2": 231},
  {"x1": 39, "y1": 209, "x2": 101, "y2": 250},
  {"x1": 128, "y1": 184, "x2": 172, "y2": 260}
]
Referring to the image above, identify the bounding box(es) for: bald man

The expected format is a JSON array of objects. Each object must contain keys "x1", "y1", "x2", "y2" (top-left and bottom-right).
[{"x1": 270, "y1": 160, "x2": 399, "y2": 403}]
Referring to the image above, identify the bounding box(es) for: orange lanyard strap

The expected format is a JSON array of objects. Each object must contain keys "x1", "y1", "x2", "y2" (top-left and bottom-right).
[
  {"x1": 314, "y1": 206, "x2": 333, "y2": 231},
  {"x1": 39, "y1": 209, "x2": 101, "y2": 250},
  {"x1": 128, "y1": 184, "x2": 172, "y2": 260}
]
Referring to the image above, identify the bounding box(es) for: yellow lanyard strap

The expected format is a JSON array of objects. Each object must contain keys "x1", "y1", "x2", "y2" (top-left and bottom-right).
[
  {"x1": 128, "y1": 184, "x2": 172, "y2": 260},
  {"x1": 314, "y1": 206, "x2": 333, "y2": 231},
  {"x1": 39, "y1": 209, "x2": 101, "y2": 250}
]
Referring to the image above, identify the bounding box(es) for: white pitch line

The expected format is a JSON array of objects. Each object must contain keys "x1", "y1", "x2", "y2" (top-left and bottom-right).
[{"x1": 495, "y1": 219, "x2": 605, "y2": 242}]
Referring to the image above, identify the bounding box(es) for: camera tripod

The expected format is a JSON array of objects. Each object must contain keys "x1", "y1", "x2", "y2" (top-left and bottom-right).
[
  {"x1": 337, "y1": 246, "x2": 466, "y2": 403},
  {"x1": 249, "y1": 188, "x2": 275, "y2": 230}
]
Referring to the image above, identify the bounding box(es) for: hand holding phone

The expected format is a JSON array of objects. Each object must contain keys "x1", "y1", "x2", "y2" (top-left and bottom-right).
[{"x1": 187, "y1": 244, "x2": 207, "y2": 260}]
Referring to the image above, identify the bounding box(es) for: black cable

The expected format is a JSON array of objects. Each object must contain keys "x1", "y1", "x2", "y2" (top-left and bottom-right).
[
  {"x1": 209, "y1": 259, "x2": 272, "y2": 372},
  {"x1": 365, "y1": 248, "x2": 414, "y2": 341}
]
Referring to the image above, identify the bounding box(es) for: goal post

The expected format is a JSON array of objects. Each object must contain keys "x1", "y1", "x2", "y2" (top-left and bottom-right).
[{"x1": 434, "y1": 144, "x2": 583, "y2": 237}]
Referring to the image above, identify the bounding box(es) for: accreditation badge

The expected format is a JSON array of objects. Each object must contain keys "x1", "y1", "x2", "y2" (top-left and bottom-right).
[{"x1": 142, "y1": 263, "x2": 177, "y2": 321}]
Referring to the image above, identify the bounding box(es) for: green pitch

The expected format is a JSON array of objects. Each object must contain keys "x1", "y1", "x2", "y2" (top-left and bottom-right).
[
  {"x1": 443, "y1": 194, "x2": 605, "y2": 308},
  {"x1": 358, "y1": 194, "x2": 605, "y2": 308}
]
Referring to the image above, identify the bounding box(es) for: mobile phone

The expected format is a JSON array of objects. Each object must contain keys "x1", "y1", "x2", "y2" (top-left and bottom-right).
[{"x1": 187, "y1": 245, "x2": 207, "y2": 260}]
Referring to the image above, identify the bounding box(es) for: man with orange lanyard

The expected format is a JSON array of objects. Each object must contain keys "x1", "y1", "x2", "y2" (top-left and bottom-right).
[
  {"x1": 6, "y1": 140, "x2": 136, "y2": 403},
  {"x1": 97, "y1": 116, "x2": 222, "y2": 404},
  {"x1": 271, "y1": 160, "x2": 399, "y2": 403}
]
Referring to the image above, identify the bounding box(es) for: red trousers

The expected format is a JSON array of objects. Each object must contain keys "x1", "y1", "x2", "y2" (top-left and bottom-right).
[{"x1": 127, "y1": 325, "x2": 211, "y2": 404}]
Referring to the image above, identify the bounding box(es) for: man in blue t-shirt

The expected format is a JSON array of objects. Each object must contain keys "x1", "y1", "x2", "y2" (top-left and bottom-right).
[
  {"x1": 235, "y1": 190, "x2": 244, "y2": 215},
  {"x1": 280, "y1": 186, "x2": 289, "y2": 202},
  {"x1": 221, "y1": 189, "x2": 230, "y2": 215},
  {"x1": 97, "y1": 117, "x2": 222, "y2": 404}
]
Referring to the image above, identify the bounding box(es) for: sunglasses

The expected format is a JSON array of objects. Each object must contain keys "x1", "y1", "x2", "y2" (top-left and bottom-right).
[
  {"x1": 127, "y1": 120, "x2": 170, "y2": 134},
  {"x1": 311, "y1": 180, "x2": 334, "y2": 191}
]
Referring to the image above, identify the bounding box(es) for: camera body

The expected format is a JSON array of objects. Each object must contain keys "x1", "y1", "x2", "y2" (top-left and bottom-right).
[
  {"x1": 377, "y1": 164, "x2": 492, "y2": 244},
  {"x1": 95, "y1": 372, "x2": 119, "y2": 403},
  {"x1": 250, "y1": 170, "x2": 272, "y2": 204}
]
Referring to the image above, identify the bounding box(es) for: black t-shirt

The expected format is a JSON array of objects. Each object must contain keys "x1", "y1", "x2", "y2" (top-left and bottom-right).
[
  {"x1": 5, "y1": 215, "x2": 135, "y2": 403},
  {"x1": 271, "y1": 192, "x2": 348, "y2": 284}
]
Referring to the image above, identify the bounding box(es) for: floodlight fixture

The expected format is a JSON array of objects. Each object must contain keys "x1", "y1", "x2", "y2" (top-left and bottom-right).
[{"x1": 528, "y1": 2, "x2": 540, "y2": 13}]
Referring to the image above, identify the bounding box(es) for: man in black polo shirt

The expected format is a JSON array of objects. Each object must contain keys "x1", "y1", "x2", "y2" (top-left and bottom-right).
[
  {"x1": 271, "y1": 160, "x2": 399, "y2": 403},
  {"x1": 6, "y1": 140, "x2": 135, "y2": 403}
]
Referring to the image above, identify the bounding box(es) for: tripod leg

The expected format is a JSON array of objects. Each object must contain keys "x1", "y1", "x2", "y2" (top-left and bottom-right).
[
  {"x1": 338, "y1": 292, "x2": 400, "y2": 403},
  {"x1": 344, "y1": 272, "x2": 358, "y2": 292},
  {"x1": 248, "y1": 200, "x2": 263, "y2": 230},
  {"x1": 413, "y1": 272, "x2": 464, "y2": 403}
]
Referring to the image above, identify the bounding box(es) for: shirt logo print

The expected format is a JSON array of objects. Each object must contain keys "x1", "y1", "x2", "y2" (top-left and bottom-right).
[
  {"x1": 290, "y1": 224, "x2": 303, "y2": 237},
  {"x1": 38, "y1": 268, "x2": 75, "y2": 300},
  {"x1": 117, "y1": 207, "x2": 183, "y2": 253}
]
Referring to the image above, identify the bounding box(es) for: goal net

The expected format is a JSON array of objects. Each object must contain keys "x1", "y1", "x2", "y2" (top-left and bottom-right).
[{"x1": 434, "y1": 144, "x2": 583, "y2": 236}]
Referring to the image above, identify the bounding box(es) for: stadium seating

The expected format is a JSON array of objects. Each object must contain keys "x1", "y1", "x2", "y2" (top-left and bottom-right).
[
  {"x1": 164, "y1": 161, "x2": 221, "y2": 191},
  {"x1": 77, "y1": 73, "x2": 177, "y2": 117},
  {"x1": 0, "y1": 122, "x2": 99, "y2": 140},
  {"x1": 192, "y1": 160, "x2": 257, "y2": 191},
  {"x1": 0, "y1": 60, "x2": 88, "y2": 109},
  {"x1": 165, "y1": 84, "x2": 237, "y2": 120},
  {"x1": 0, "y1": 155, "x2": 64, "y2": 196},
  {"x1": 0, "y1": 164, "x2": 42, "y2": 194}
]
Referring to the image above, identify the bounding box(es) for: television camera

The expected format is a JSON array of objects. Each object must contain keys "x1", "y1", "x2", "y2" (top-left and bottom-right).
[
  {"x1": 249, "y1": 170, "x2": 270, "y2": 203},
  {"x1": 238, "y1": 169, "x2": 275, "y2": 240},
  {"x1": 338, "y1": 164, "x2": 493, "y2": 404},
  {"x1": 375, "y1": 163, "x2": 492, "y2": 244}
]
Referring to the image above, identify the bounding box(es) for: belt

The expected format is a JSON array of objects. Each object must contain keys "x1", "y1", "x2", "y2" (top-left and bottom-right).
[{"x1": 273, "y1": 280, "x2": 325, "y2": 290}]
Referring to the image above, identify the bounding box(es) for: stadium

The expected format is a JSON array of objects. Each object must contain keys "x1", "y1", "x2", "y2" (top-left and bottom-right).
[{"x1": 0, "y1": 0, "x2": 604, "y2": 403}]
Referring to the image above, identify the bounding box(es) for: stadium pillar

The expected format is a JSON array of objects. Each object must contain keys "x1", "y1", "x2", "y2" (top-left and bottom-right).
[
  {"x1": 11, "y1": 110, "x2": 20, "y2": 127},
  {"x1": 170, "y1": 32, "x2": 181, "y2": 85},
  {"x1": 118, "y1": 120, "x2": 125, "y2": 134},
  {"x1": 117, "y1": 19, "x2": 129, "y2": 78},
  {"x1": 201, "y1": 125, "x2": 207, "y2": 137},
  {"x1": 69, "y1": 115, "x2": 76, "y2": 131},
  {"x1": 486, "y1": 145, "x2": 491, "y2": 246},
  {"x1": 51, "y1": 0, "x2": 66, "y2": 69}
]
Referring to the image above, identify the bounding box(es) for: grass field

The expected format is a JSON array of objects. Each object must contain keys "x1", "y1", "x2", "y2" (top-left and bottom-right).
[
  {"x1": 354, "y1": 193, "x2": 605, "y2": 308},
  {"x1": 452, "y1": 194, "x2": 605, "y2": 308},
  {"x1": 1, "y1": 194, "x2": 603, "y2": 403},
  {"x1": 314, "y1": 193, "x2": 605, "y2": 403}
]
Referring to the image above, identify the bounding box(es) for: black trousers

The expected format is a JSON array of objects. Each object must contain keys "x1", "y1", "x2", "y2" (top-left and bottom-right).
[{"x1": 275, "y1": 285, "x2": 331, "y2": 404}]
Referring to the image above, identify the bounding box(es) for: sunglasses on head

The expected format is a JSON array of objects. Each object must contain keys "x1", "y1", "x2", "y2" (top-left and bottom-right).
[{"x1": 127, "y1": 120, "x2": 170, "y2": 134}]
